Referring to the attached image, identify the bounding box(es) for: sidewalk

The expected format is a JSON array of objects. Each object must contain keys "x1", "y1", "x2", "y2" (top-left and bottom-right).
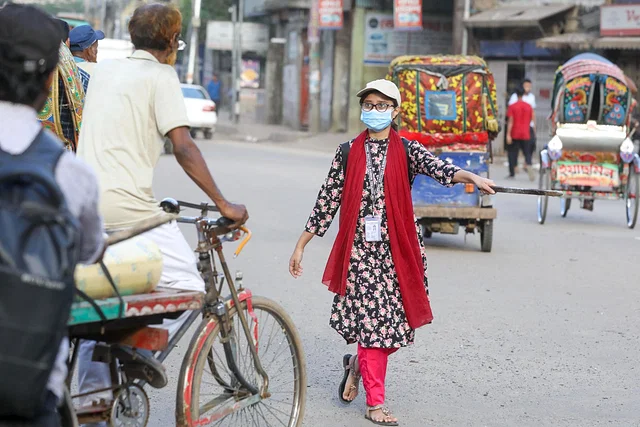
[{"x1": 215, "y1": 115, "x2": 350, "y2": 153}]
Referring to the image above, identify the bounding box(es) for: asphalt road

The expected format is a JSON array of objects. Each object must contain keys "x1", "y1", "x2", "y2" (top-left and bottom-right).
[{"x1": 141, "y1": 138, "x2": 640, "y2": 427}]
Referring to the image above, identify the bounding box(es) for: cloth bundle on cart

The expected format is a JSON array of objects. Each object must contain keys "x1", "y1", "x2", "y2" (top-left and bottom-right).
[
  {"x1": 74, "y1": 235, "x2": 162, "y2": 301},
  {"x1": 387, "y1": 55, "x2": 499, "y2": 151}
]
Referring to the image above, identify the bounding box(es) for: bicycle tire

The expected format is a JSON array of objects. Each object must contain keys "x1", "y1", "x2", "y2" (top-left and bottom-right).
[{"x1": 176, "y1": 296, "x2": 306, "y2": 427}]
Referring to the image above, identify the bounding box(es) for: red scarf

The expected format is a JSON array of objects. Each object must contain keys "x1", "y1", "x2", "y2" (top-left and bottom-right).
[{"x1": 322, "y1": 129, "x2": 434, "y2": 329}]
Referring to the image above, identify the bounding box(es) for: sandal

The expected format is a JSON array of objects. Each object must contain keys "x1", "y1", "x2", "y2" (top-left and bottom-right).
[
  {"x1": 337, "y1": 354, "x2": 360, "y2": 404},
  {"x1": 365, "y1": 405, "x2": 399, "y2": 426}
]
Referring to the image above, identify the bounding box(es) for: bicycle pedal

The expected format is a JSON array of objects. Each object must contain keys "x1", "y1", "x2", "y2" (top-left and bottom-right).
[{"x1": 112, "y1": 346, "x2": 168, "y2": 389}]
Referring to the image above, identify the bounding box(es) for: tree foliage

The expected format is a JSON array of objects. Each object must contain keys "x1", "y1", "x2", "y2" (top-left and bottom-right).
[{"x1": 179, "y1": 0, "x2": 234, "y2": 41}]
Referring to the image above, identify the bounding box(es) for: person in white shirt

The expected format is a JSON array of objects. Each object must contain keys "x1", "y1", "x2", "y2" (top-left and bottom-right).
[
  {"x1": 508, "y1": 78, "x2": 537, "y2": 169},
  {"x1": 75, "y1": 3, "x2": 248, "y2": 423}
]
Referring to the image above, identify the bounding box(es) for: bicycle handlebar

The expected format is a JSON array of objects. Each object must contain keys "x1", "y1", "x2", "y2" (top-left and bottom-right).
[{"x1": 165, "y1": 197, "x2": 252, "y2": 257}]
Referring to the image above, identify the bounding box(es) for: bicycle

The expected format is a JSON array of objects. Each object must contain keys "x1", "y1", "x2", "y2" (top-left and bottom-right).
[{"x1": 65, "y1": 198, "x2": 306, "y2": 427}]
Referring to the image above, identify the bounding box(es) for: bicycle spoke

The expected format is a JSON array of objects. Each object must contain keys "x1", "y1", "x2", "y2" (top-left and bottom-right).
[{"x1": 259, "y1": 402, "x2": 290, "y2": 426}]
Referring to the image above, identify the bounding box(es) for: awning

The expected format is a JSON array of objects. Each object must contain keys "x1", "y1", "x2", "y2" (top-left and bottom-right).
[
  {"x1": 536, "y1": 32, "x2": 598, "y2": 50},
  {"x1": 464, "y1": 5, "x2": 575, "y2": 29},
  {"x1": 594, "y1": 37, "x2": 640, "y2": 50}
]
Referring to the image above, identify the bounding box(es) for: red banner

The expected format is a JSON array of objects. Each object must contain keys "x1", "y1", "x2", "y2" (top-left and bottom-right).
[
  {"x1": 394, "y1": 0, "x2": 422, "y2": 30},
  {"x1": 318, "y1": 0, "x2": 343, "y2": 29}
]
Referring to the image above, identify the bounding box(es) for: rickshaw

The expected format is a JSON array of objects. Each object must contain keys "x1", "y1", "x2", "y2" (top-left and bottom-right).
[
  {"x1": 62, "y1": 201, "x2": 306, "y2": 427},
  {"x1": 387, "y1": 55, "x2": 500, "y2": 252},
  {"x1": 538, "y1": 53, "x2": 640, "y2": 228}
]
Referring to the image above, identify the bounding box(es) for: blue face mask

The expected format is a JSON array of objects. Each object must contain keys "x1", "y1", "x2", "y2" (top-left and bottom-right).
[{"x1": 360, "y1": 109, "x2": 393, "y2": 132}]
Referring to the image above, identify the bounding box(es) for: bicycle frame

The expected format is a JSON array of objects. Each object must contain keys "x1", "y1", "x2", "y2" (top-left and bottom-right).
[
  {"x1": 178, "y1": 206, "x2": 270, "y2": 398},
  {"x1": 66, "y1": 201, "x2": 270, "y2": 426}
]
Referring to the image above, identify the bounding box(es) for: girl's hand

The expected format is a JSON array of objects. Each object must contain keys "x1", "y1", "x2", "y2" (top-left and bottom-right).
[
  {"x1": 289, "y1": 247, "x2": 304, "y2": 278},
  {"x1": 473, "y1": 176, "x2": 496, "y2": 195}
]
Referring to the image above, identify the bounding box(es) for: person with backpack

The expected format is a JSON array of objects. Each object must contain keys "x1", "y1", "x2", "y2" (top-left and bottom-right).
[
  {"x1": 288, "y1": 79, "x2": 495, "y2": 426},
  {"x1": 0, "y1": 4, "x2": 105, "y2": 426}
]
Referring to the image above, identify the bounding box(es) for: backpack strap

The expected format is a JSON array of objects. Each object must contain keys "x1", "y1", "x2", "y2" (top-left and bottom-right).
[
  {"x1": 340, "y1": 138, "x2": 412, "y2": 185},
  {"x1": 339, "y1": 140, "x2": 353, "y2": 176}
]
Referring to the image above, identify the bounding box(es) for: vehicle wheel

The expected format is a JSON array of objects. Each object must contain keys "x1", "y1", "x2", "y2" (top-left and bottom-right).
[
  {"x1": 109, "y1": 384, "x2": 149, "y2": 427},
  {"x1": 203, "y1": 129, "x2": 213, "y2": 140},
  {"x1": 537, "y1": 167, "x2": 550, "y2": 224},
  {"x1": 625, "y1": 166, "x2": 639, "y2": 229},
  {"x1": 560, "y1": 198, "x2": 571, "y2": 218},
  {"x1": 480, "y1": 220, "x2": 493, "y2": 253},
  {"x1": 176, "y1": 296, "x2": 306, "y2": 427},
  {"x1": 190, "y1": 129, "x2": 198, "y2": 139},
  {"x1": 420, "y1": 224, "x2": 432, "y2": 239}
]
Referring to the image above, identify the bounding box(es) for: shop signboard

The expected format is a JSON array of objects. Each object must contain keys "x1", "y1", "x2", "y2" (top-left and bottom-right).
[
  {"x1": 394, "y1": 0, "x2": 422, "y2": 30},
  {"x1": 319, "y1": 0, "x2": 344, "y2": 29},
  {"x1": 601, "y1": 4, "x2": 640, "y2": 36},
  {"x1": 363, "y1": 13, "x2": 452, "y2": 66}
]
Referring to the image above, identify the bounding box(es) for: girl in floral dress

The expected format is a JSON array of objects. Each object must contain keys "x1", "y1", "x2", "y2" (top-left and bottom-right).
[{"x1": 289, "y1": 79, "x2": 495, "y2": 425}]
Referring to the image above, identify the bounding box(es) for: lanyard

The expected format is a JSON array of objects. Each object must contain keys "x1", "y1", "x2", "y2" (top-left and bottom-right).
[{"x1": 365, "y1": 142, "x2": 388, "y2": 213}]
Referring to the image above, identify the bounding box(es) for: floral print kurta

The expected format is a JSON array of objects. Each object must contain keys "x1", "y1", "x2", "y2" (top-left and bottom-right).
[{"x1": 306, "y1": 138, "x2": 460, "y2": 348}]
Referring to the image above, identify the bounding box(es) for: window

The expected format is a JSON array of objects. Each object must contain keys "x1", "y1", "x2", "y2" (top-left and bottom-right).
[
  {"x1": 424, "y1": 91, "x2": 457, "y2": 121},
  {"x1": 181, "y1": 87, "x2": 207, "y2": 100}
]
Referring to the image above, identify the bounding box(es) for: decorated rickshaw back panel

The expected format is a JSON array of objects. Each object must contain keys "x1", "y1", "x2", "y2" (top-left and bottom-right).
[{"x1": 388, "y1": 55, "x2": 499, "y2": 150}]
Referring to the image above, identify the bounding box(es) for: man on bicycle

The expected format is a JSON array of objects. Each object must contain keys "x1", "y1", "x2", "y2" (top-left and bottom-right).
[
  {"x1": 75, "y1": 2, "x2": 248, "y2": 415},
  {"x1": 0, "y1": 4, "x2": 105, "y2": 425}
]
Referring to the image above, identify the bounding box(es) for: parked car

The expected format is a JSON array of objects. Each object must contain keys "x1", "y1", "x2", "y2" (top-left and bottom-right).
[{"x1": 180, "y1": 84, "x2": 217, "y2": 139}]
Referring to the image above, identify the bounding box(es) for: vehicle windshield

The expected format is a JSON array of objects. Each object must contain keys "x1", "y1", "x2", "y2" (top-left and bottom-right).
[{"x1": 181, "y1": 87, "x2": 207, "y2": 100}]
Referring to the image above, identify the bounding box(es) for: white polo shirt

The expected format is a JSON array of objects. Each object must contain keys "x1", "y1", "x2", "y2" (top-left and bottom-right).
[{"x1": 77, "y1": 50, "x2": 190, "y2": 229}]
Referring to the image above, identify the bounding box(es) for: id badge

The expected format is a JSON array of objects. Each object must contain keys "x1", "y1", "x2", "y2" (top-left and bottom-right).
[{"x1": 364, "y1": 215, "x2": 382, "y2": 242}]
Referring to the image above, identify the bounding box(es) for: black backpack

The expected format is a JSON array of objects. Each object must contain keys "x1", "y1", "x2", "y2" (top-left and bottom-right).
[
  {"x1": 339, "y1": 137, "x2": 413, "y2": 185},
  {"x1": 0, "y1": 131, "x2": 81, "y2": 418}
]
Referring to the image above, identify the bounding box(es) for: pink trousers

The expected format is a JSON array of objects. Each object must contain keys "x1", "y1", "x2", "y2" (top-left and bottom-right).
[{"x1": 357, "y1": 344, "x2": 398, "y2": 407}]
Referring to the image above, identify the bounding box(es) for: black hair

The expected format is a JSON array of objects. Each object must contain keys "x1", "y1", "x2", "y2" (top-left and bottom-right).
[
  {"x1": 0, "y1": 45, "x2": 56, "y2": 105},
  {"x1": 523, "y1": 78, "x2": 532, "y2": 84},
  {"x1": 515, "y1": 86, "x2": 525, "y2": 98},
  {"x1": 57, "y1": 19, "x2": 70, "y2": 42}
]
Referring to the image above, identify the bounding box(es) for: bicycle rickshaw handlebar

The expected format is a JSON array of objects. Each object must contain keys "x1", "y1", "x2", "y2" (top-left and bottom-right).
[{"x1": 160, "y1": 197, "x2": 252, "y2": 257}]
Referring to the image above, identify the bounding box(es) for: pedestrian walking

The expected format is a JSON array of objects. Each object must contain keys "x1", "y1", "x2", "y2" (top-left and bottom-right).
[
  {"x1": 289, "y1": 79, "x2": 495, "y2": 426},
  {"x1": 509, "y1": 78, "x2": 537, "y2": 172},
  {"x1": 207, "y1": 73, "x2": 221, "y2": 107},
  {"x1": 506, "y1": 86, "x2": 535, "y2": 180}
]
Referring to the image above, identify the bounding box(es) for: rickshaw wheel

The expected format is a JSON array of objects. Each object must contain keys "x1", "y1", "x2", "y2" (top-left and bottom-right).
[
  {"x1": 109, "y1": 384, "x2": 149, "y2": 427},
  {"x1": 537, "y1": 168, "x2": 550, "y2": 224},
  {"x1": 625, "y1": 166, "x2": 639, "y2": 229},
  {"x1": 480, "y1": 220, "x2": 493, "y2": 253},
  {"x1": 560, "y1": 198, "x2": 571, "y2": 218}
]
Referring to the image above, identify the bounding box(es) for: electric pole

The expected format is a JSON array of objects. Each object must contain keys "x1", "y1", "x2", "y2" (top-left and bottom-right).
[
  {"x1": 308, "y1": 0, "x2": 321, "y2": 134},
  {"x1": 186, "y1": 0, "x2": 202, "y2": 84},
  {"x1": 235, "y1": 0, "x2": 244, "y2": 124}
]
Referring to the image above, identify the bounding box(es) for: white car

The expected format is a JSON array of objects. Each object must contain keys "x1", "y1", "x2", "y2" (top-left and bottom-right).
[{"x1": 180, "y1": 84, "x2": 217, "y2": 139}]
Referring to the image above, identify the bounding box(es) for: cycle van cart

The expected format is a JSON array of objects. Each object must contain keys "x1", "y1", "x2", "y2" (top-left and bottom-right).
[
  {"x1": 387, "y1": 55, "x2": 500, "y2": 252},
  {"x1": 538, "y1": 53, "x2": 640, "y2": 228},
  {"x1": 62, "y1": 200, "x2": 306, "y2": 427}
]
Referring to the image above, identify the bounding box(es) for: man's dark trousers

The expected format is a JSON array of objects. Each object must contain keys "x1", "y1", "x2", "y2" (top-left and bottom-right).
[{"x1": 507, "y1": 139, "x2": 532, "y2": 177}]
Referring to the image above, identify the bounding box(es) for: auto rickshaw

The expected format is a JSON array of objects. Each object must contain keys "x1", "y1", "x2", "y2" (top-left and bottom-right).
[
  {"x1": 387, "y1": 55, "x2": 500, "y2": 252},
  {"x1": 538, "y1": 53, "x2": 640, "y2": 228}
]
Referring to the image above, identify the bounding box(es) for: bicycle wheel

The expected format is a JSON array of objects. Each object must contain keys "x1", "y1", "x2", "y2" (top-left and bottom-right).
[
  {"x1": 537, "y1": 167, "x2": 550, "y2": 224},
  {"x1": 625, "y1": 166, "x2": 639, "y2": 229},
  {"x1": 176, "y1": 296, "x2": 306, "y2": 427}
]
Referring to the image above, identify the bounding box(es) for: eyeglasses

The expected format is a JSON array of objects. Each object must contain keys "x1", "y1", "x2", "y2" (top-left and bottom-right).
[
  {"x1": 361, "y1": 102, "x2": 395, "y2": 113},
  {"x1": 178, "y1": 39, "x2": 187, "y2": 51}
]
